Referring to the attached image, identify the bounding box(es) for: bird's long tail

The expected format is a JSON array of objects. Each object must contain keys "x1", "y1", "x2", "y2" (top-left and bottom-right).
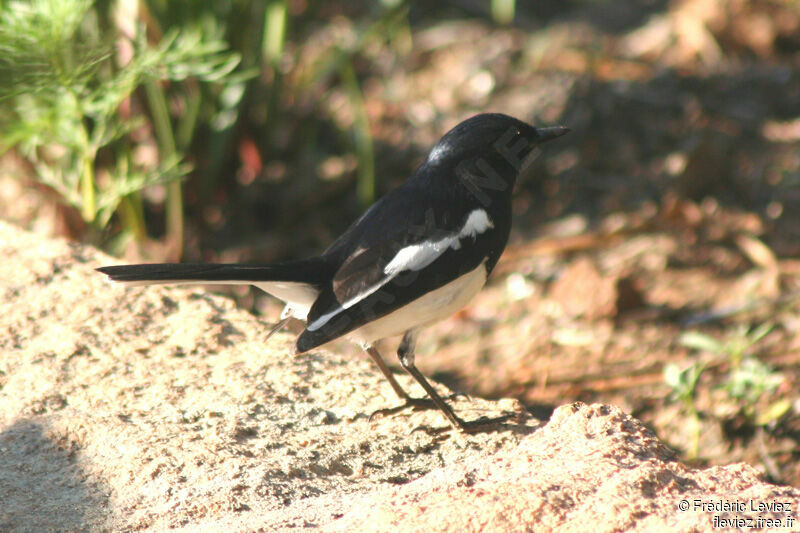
[
  {"x1": 96, "y1": 260, "x2": 328, "y2": 286},
  {"x1": 96, "y1": 260, "x2": 330, "y2": 319}
]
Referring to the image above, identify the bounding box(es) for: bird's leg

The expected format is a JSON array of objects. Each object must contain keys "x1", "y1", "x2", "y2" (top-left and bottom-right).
[
  {"x1": 365, "y1": 330, "x2": 467, "y2": 429},
  {"x1": 394, "y1": 329, "x2": 465, "y2": 430},
  {"x1": 365, "y1": 337, "x2": 467, "y2": 422},
  {"x1": 364, "y1": 345, "x2": 412, "y2": 401},
  {"x1": 381, "y1": 330, "x2": 513, "y2": 432}
]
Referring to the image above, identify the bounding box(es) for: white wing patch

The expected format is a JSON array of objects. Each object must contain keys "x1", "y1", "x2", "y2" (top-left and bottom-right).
[
  {"x1": 383, "y1": 239, "x2": 450, "y2": 276},
  {"x1": 459, "y1": 208, "x2": 494, "y2": 238},
  {"x1": 384, "y1": 209, "x2": 493, "y2": 275},
  {"x1": 307, "y1": 209, "x2": 493, "y2": 332}
]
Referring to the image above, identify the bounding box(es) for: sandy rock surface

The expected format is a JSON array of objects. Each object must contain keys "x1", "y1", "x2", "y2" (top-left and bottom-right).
[{"x1": 1, "y1": 221, "x2": 797, "y2": 532}]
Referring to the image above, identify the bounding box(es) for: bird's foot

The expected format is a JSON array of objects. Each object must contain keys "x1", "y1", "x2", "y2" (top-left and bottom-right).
[{"x1": 368, "y1": 393, "x2": 470, "y2": 422}]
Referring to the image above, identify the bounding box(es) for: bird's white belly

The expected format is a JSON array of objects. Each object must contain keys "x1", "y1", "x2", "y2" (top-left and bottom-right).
[{"x1": 347, "y1": 263, "x2": 488, "y2": 345}]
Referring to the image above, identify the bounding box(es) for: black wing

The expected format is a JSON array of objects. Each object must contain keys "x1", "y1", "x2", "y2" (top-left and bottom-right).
[{"x1": 294, "y1": 180, "x2": 509, "y2": 352}]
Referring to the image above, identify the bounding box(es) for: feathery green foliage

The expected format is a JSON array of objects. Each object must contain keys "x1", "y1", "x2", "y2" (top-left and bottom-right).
[{"x1": 0, "y1": 0, "x2": 245, "y2": 248}]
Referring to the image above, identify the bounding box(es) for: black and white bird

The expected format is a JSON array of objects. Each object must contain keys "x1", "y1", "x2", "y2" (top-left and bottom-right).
[{"x1": 97, "y1": 113, "x2": 568, "y2": 431}]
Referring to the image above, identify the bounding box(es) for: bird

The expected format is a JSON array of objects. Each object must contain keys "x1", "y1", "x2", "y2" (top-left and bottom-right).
[{"x1": 97, "y1": 113, "x2": 569, "y2": 431}]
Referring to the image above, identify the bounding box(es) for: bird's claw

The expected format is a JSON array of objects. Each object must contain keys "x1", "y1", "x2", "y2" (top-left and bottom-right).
[{"x1": 368, "y1": 393, "x2": 468, "y2": 422}]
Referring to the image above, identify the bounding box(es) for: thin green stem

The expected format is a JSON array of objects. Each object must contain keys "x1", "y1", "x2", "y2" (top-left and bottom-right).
[
  {"x1": 688, "y1": 406, "x2": 701, "y2": 460},
  {"x1": 119, "y1": 194, "x2": 146, "y2": 241},
  {"x1": 176, "y1": 86, "x2": 201, "y2": 151},
  {"x1": 79, "y1": 142, "x2": 97, "y2": 222},
  {"x1": 263, "y1": 0, "x2": 287, "y2": 66},
  {"x1": 341, "y1": 61, "x2": 374, "y2": 208},
  {"x1": 72, "y1": 92, "x2": 97, "y2": 223},
  {"x1": 145, "y1": 79, "x2": 183, "y2": 257}
]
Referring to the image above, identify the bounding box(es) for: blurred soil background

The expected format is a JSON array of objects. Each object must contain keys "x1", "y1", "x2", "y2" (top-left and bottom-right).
[{"x1": 1, "y1": 0, "x2": 799, "y2": 486}]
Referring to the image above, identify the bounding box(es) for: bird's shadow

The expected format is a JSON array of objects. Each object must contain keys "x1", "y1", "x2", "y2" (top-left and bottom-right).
[{"x1": 408, "y1": 407, "x2": 549, "y2": 439}]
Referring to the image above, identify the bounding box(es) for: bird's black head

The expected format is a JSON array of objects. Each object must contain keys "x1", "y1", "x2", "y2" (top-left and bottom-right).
[
  {"x1": 427, "y1": 113, "x2": 568, "y2": 169},
  {"x1": 421, "y1": 113, "x2": 568, "y2": 207}
]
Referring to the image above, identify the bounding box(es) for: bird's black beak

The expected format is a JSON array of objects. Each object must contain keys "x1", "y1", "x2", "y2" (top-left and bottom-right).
[
  {"x1": 534, "y1": 126, "x2": 570, "y2": 143},
  {"x1": 518, "y1": 125, "x2": 570, "y2": 172}
]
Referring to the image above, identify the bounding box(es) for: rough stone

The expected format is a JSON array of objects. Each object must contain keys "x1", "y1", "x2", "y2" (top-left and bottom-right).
[{"x1": 0, "y1": 221, "x2": 796, "y2": 532}]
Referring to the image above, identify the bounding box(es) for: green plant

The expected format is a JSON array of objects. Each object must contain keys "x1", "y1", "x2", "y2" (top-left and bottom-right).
[
  {"x1": 678, "y1": 323, "x2": 773, "y2": 371},
  {"x1": 727, "y1": 357, "x2": 788, "y2": 427},
  {"x1": 144, "y1": 0, "x2": 410, "y2": 219},
  {"x1": 676, "y1": 322, "x2": 786, "y2": 428},
  {"x1": 663, "y1": 361, "x2": 706, "y2": 416},
  {"x1": 0, "y1": 0, "x2": 246, "y2": 252},
  {"x1": 663, "y1": 361, "x2": 705, "y2": 458},
  {"x1": 304, "y1": 1, "x2": 410, "y2": 208}
]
